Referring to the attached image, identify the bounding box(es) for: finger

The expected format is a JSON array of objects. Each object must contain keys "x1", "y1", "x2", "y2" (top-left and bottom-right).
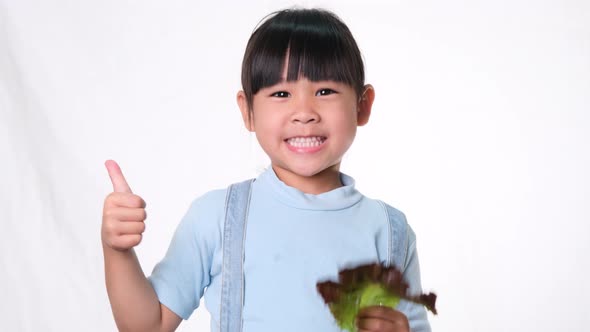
[
  {"x1": 104, "y1": 192, "x2": 146, "y2": 208},
  {"x1": 103, "y1": 219, "x2": 145, "y2": 237},
  {"x1": 112, "y1": 234, "x2": 142, "y2": 249},
  {"x1": 105, "y1": 160, "x2": 133, "y2": 193},
  {"x1": 104, "y1": 207, "x2": 147, "y2": 222},
  {"x1": 357, "y1": 306, "x2": 409, "y2": 331},
  {"x1": 358, "y1": 306, "x2": 402, "y2": 321},
  {"x1": 356, "y1": 317, "x2": 395, "y2": 331},
  {"x1": 115, "y1": 221, "x2": 146, "y2": 235}
]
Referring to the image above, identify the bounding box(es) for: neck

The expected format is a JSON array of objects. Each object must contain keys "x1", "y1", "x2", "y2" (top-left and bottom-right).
[{"x1": 271, "y1": 164, "x2": 343, "y2": 195}]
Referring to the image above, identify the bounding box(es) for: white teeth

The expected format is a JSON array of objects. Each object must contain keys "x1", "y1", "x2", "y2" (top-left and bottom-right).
[{"x1": 287, "y1": 136, "x2": 325, "y2": 148}]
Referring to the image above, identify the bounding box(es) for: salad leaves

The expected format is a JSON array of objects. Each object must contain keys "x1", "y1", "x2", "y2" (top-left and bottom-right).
[{"x1": 316, "y1": 263, "x2": 437, "y2": 332}]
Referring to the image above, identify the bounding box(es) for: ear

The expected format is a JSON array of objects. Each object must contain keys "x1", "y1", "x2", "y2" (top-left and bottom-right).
[
  {"x1": 357, "y1": 84, "x2": 375, "y2": 126},
  {"x1": 237, "y1": 91, "x2": 254, "y2": 132}
]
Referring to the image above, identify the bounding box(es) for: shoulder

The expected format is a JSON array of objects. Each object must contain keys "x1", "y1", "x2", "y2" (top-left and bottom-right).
[
  {"x1": 377, "y1": 200, "x2": 409, "y2": 228},
  {"x1": 365, "y1": 198, "x2": 417, "y2": 269},
  {"x1": 187, "y1": 187, "x2": 228, "y2": 212},
  {"x1": 181, "y1": 179, "x2": 256, "y2": 229},
  {"x1": 375, "y1": 199, "x2": 416, "y2": 241},
  {"x1": 177, "y1": 187, "x2": 229, "y2": 236},
  {"x1": 358, "y1": 194, "x2": 409, "y2": 228}
]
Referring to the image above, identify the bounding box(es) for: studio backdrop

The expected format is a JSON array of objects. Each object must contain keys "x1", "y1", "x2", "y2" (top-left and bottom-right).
[{"x1": 1, "y1": 1, "x2": 589, "y2": 331}]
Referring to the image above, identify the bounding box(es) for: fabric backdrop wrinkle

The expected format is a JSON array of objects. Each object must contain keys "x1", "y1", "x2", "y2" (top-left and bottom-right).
[{"x1": 1, "y1": 4, "x2": 107, "y2": 331}]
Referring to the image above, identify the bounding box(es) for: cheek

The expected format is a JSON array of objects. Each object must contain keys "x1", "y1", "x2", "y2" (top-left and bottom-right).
[
  {"x1": 253, "y1": 112, "x2": 280, "y2": 133},
  {"x1": 252, "y1": 112, "x2": 283, "y2": 146},
  {"x1": 329, "y1": 117, "x2": 357, "y2": 147},
  {"x1": 338, "y1": 111, "x2": 360, "y2": 145},
  {"x1": 331, "y1": 106, "x2": 359, "y2": 131}
]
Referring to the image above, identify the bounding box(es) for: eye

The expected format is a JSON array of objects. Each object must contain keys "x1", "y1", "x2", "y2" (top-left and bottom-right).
[
  {"x1": 316, "y1": 88, "x2": 337, "y2": 96},
  {"x1": 271, "y1": 91, "x2": 290, "y2": 98}
]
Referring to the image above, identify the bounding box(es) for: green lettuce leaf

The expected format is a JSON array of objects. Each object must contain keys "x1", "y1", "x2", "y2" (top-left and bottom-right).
[{"x1": 317, "y1": 263, "x2": 437, "y2": 332}]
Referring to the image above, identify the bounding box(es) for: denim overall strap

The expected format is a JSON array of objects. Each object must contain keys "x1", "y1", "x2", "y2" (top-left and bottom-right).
[
  {"x1": 220, "y1": 179, "x2": 254, "y2": 332},
  {"x1": 380, "y1": 202, "x2": 432, "y2": 332},
  {"x1": 380, "y1": 201, "x2": 409, "y2": 271}
]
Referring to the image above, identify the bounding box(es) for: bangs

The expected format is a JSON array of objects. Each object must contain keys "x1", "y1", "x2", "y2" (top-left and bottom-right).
[{"x1": 242, "y1": 9, "x2": 365, "y2": 106}]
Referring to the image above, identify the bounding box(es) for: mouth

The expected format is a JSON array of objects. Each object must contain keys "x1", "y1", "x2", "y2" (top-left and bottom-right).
[{"x1": 285, "y1": 136, "x2": 327, "y2": 148}]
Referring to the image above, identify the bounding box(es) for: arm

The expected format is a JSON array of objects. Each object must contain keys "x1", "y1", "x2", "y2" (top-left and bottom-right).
[
  {"x1": 103, "y1": 247, "x2": 182, "y2": 332},
  {"x1": 398, "y1": 226, "x2": 431, "y2": 332},
  {"x1": 102, "y1": 160, "x2": 182, "y2": 332},
  {"x1": 379, "y1": 204, "x2": 432, "y2": 332}
]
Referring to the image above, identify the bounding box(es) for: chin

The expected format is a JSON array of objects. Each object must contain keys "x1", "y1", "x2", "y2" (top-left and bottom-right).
[
  {"x1": 288, "y1": 168, "x2": 322, "y2": 178},
  {"x1": 285, "y1": 163, "x2": 339, "y2": 178}
]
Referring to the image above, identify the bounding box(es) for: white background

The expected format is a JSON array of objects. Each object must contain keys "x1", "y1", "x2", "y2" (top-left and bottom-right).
[{"x1": 1, "y1": 0, "x2": 589, "y2": 331}]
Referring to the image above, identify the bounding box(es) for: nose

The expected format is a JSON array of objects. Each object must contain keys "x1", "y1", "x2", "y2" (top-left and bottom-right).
[
  {"x1": 292, "y1": 95, "x2": 320, "y2": 124},
  {"x1": 293, "y1": 112, "x2": 318, "y2": 124}
]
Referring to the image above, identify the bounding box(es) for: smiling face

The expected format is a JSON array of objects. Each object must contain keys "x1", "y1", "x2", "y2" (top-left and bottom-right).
[
  {"x1": 238, "y1": 78, "x2": 374, "y2": 194},
  {"x1": 238, "y1": 9, "x2": 373, "y2": 193}
]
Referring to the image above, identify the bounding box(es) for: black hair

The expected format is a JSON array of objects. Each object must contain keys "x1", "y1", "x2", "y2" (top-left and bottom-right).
[{"x1": 241, "y1": 8, "x2": 365, "y2": 110}]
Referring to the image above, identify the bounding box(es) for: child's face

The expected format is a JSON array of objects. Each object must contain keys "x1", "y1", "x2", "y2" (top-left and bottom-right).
[{"x1": 238, "y1": 76, "x2": 374, "y2": 191}]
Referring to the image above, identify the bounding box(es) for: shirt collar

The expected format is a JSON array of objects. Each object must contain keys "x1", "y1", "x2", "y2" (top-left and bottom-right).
[{"x1": 255, "y1": 167, "x2": 363, "y2": 211}]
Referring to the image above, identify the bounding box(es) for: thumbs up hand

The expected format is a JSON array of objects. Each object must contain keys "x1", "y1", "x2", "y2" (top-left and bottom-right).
[{"x1": 102, "y1": 160, "x2": 147, "y2": 251}]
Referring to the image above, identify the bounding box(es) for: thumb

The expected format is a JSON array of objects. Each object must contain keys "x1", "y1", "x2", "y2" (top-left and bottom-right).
[{"x1": 105, "y1": 160, "x2": 133, "y2": 193}]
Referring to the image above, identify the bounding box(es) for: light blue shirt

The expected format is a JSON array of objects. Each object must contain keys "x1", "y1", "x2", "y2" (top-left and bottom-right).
[{"x1": 148, "y1": 168, "x2": 430, "y2": 331}]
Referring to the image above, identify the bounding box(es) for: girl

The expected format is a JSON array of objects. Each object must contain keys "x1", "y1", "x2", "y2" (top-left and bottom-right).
[{"x1": 102, "y1": 8, "x2": 432, "y2": 332}]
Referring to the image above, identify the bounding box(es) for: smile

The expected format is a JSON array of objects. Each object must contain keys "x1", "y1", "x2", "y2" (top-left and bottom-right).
[{"x1": 286, "y1": 136, "x2": 326, "y2": 148}]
